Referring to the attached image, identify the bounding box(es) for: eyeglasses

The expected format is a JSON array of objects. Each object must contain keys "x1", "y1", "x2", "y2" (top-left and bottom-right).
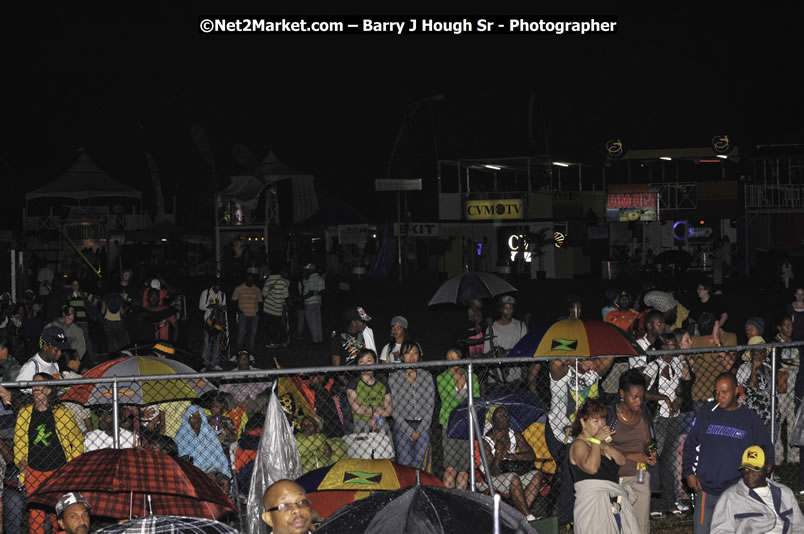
[{"x1": 266, "y1": 499, "x2": 312, "y2": 513}]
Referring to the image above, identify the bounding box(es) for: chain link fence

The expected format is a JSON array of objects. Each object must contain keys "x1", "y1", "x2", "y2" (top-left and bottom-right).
[{"x1": 0, "y1": 340, "x2": 802, "y2": 531}]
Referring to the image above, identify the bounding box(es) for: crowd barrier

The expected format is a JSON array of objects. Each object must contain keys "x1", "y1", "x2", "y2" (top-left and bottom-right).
[{"x1": 1, "y1": 340, "x2": 802, "y2": 531}]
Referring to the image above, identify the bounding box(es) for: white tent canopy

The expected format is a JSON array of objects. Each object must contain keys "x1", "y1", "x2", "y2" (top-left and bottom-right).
[{"x1": 26, "y1": 150, "x2": 142, "y2": 202}]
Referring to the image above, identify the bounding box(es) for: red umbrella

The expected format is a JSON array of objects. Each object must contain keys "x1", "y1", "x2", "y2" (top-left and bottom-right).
[{"x1": 27, "y1": 448, "x2": 235, "y2": 520}]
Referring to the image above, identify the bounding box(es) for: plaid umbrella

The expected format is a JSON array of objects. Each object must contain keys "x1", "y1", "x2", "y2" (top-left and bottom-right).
[
  {"x1": 27, "y1": 448, "x2": 235, "y2": 520},
  {"x1": 60, "y1": 356, "x2": 215, "y2": 405},
  {"x1": 95, "y1": 515, "x2": 238, "y2": 533}
]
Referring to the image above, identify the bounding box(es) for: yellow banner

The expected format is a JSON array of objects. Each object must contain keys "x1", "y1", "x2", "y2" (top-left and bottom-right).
[{"x1": 465, "y1": 199, "x2": 524, "y2": 220}]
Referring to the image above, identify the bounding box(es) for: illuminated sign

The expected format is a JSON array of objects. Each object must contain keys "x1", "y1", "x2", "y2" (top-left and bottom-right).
[
  {"x1": 712, "y1": 135, "x2": 730, "y2": 154},
  {"x1": 466, "y1": 199, "x2": 524, "y2": 220},
  {"x1": 673, "y1": 221, "x2": 713, "y2": 241},
  {"x1": 507, "y1": 234, "x2": 532, "y2": 262},
  {"x1": 606, "y1": 139, "x2": 624, "y2": 158},
  {"x1": 606, "y1": 193, "x2": 658, "y2": 222}
]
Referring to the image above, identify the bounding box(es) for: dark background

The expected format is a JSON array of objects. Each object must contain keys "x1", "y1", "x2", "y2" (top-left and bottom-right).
[{"x1": 2, "y1": 7, "x2": 802, "y2": 229}]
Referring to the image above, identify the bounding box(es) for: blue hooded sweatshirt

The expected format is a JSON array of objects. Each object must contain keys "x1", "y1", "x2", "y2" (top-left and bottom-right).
[{"x1": 682, "y1": 401, "x2": 773, "y2": 496}]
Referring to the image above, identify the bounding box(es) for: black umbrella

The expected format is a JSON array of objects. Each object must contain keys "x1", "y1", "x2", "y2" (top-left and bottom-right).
[
  {"x1": 428, "y1": 272, "x2": 517, "y2": 306},
  {"x1": 316, "y1": 485, "x2": 537, "y2": 534}
]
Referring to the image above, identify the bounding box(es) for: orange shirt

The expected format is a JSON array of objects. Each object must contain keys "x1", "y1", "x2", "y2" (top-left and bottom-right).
[{"x1": 604, "y1": 308, "x2": 639, "y2": 332}]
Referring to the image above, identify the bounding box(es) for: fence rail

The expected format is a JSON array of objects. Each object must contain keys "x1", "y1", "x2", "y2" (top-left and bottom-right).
[{"x1": 1, "y1": 340, "x2": 802, "y2": 531}]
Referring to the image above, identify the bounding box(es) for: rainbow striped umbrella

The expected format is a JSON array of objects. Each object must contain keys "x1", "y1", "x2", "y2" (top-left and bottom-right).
[
  {"x1": 61, "y1": 356, "x2": 215, "y2": 406},
  {"x1": 510, "y1": 318, "x2": 644, "y2": 358}
]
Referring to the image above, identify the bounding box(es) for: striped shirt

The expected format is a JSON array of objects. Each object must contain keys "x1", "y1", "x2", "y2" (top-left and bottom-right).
[
  {"x1": 261, "y1": 275, "x2": 289, "y2": 316},
  {"x1": 69, "y1": 292, "x2": 94, "y2": 322},
  {"x1": 232, "y1": 284, "x2": 263, "y2": 317},
  {"x1": 300, "y1": 273, "x2": 325, "y2": 305}
]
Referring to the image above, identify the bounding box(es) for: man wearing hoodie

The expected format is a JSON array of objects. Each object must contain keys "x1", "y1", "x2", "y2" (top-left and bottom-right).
[{"x1": 683, "y1": 372, "x2": 773, "y2": 534}]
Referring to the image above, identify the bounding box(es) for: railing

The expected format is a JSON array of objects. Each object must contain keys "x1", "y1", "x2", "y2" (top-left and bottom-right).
[
  {"x1": 23, "y1": 214, "x2": 154, "y2": 234},
  {"x1": 2, "y1": 340, "x2": 801, "y2": 531},
  {"x1": 745, "y1": 184, "x2": 804, "y2": 210},
  {"x1": 655, "y1": 182, "x2": 697, "y2": 210}
]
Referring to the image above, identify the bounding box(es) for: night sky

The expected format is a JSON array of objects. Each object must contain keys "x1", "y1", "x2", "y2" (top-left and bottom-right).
[{"x1": 2, "y1": 8, "x2": 803, "y2": 229}]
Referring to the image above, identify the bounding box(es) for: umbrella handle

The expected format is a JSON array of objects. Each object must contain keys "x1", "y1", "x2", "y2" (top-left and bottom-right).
[{"x1": 493, "y1": 493, "x2": 501, "y2": 534}]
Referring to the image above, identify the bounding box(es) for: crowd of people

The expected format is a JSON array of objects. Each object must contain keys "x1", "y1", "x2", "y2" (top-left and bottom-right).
[{"x1": 1, "y1": 259, "x2": 804, "y2": 533}]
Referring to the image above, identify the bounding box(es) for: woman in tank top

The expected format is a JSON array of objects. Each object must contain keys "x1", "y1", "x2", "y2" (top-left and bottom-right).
[
  {"x1": 569, "y1": 398, "x2": 637, "y2": 534},
  {"x1": 608, "y1": 369, "x2": 658, "y2": 534}
]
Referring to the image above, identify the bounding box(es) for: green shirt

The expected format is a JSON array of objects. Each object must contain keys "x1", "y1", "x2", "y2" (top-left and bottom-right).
[
  {"x1": 437, "y1": 370, "x2": 480, "y2": 427},
  {"x1": 348, "y1": 377, "x2": 387, "y2": 422}
]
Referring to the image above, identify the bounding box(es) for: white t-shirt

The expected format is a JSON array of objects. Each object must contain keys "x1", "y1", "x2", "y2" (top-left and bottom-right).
[
  {"x1": 643, "y1": 358, "x2": 685, "y2": 418},
  {"x1": 380, "y1": 342, "x2": 402, "y2": 363},
  {"x1": 632, "y1": 336, "x2": 651, "y2": 369},
  {"x1": 753, "y1": 485, "x2": 784, "y2": 534},
  {"x1": 84, "y1": 428, "x2": 138, "y2": 452},
  {"x1": 484, "y1": 319, "x2": 527, "y2": 354},
  {"x1": 17, "y1": 354, "x2": 60, "y2": 384},
  {"x1": 549, "y1": 366, "x2": 600, "y2": 443}
]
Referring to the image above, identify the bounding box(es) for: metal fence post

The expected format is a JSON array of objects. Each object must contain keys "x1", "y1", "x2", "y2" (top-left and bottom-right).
[
  {"x1": 468, "y1": 362, "x2": 475, "y2": 492},
  {"x1": 113, "y1": 377, "x2": 120, "y2": 449},
  {"x1": 771, "y1": 347, "x2": 777, "y2": 446},
  {"x1": 471, "y1": 404, "x2": 495, "y2": 497}
]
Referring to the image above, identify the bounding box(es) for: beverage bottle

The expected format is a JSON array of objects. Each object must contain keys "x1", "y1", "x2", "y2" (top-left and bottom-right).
[{"x1": 636, "y1": 462, "x2": 647, "y2": 484}]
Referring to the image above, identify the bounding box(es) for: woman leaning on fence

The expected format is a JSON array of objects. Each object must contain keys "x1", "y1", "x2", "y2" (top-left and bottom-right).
[
  {"x1": 388, "y1": 341, "x2": 434, "y2": 470},
  {"x1": 569, "y1": 398, "x2": 638, "y2": 534},
  {"x1": 14, "y1": 373, "x2": 83, "y2": 533},
  {"x1": 607, "y1": 370, "x2": 657, "y2": 534},
  {"x1": 346, "y1": 349, "x2": 392, "y2": 435},
  {"x1": 437, "y1": 345, "x2": 479, "y2": 489}
]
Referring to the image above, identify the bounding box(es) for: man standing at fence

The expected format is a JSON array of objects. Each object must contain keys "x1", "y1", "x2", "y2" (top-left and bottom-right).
[
  {"x1": 634, "y1": 311, "x2": 665, "y2": 370},
  {"x1": 689, "y1": 312, "x2": 738, "y2": 413},
  {"x1": 683, "y1": 372, "x2": 773, "y2": 534},
  {"x1": 232, "y1": 270, "x2": 263, "y2": 354}
]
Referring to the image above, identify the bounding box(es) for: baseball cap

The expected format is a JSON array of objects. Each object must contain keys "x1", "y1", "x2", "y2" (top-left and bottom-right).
[
  {"x1": 345, "y1": 306, "x2": 372, "y2": 323},
  {"x1": 55, "y1": 492, "x2": 90, "y2": 517},
  {"x1": 304, "y1": 263, "x2": 316, "y2": 270},
  {"x1": 739, "y1": 445, "x2": 765, "y2": 471},
  {"x1": 41, "y1": 325, "x2": 71, "y2": 350},
  {"x1": 499, "y1": 295, "x2": 516, "y2": 306}
]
